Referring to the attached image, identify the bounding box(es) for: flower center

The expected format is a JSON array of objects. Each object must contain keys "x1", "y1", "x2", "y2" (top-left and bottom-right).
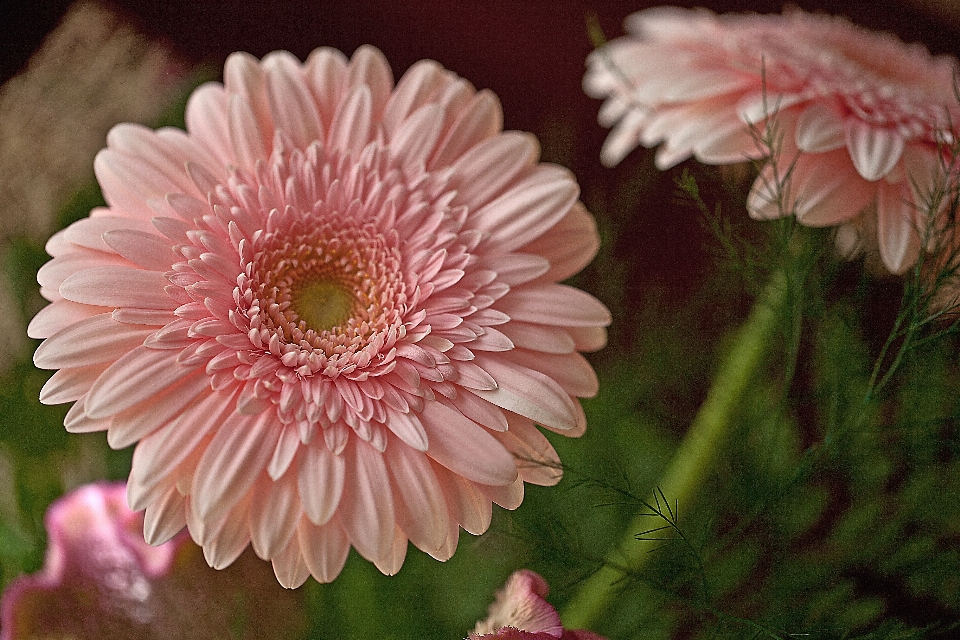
[
  {"x1": 237, "y1": 207, "x2": 408, "y2": 375},
  {"x1": 292, "y1": 279, "x2": 355, "y2": 332}
]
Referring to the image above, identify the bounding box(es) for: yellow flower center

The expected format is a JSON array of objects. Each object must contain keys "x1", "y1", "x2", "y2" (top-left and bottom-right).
[{"x1": 292, "y1": 279, "x2": 355, "y2": 332}]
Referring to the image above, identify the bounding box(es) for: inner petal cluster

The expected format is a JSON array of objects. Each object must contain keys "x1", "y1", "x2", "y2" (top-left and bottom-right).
[{"x1": 243, "y1": 211, "x2": 407, "y2": 376}]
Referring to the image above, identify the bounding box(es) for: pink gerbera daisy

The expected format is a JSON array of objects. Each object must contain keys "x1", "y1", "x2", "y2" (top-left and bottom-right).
[
  {"x1": 29, "y1": 45, "x2": 610, "y2": 587},
  {"x1": 584, "y1": 7, "x2": 960, "y2": 273}
]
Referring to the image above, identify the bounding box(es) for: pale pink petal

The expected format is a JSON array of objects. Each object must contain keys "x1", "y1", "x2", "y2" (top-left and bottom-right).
[
  {"x1": 128, "y1": 389, "x2": 231, "y2": 509},
  {"x1": 33, "y1": 314, "x2": 153, "y2": 370},
  {"x1": 451, "y1": 132, "x2": 540, "y2": 210},
  {"x1": 877, "y1": 182, "x2": 921, "y2": 273},
  {"x1": 39, "y1": 254, "x2": 123, "y2": 295},
  {"x1": 387, "y1": 438, "x2": 449, "y2": 551},
  {"x1": 345, "y1": 45, "x2": 394, "y2": 120},
  {"x1": 495, "y1": 415, "x2": 563, "y2": 486},
  {"x1": 389, "y1": 103, "x2": 445, "y2": 167},
  {"x1": 519, "y1": 204, "x2": 599, "y2": 283},
  {"x1": 477, "y1": 476, "x2": 525, "y2": 510},
  {"x1": 298, "y1": 441, "x2": 346, "y2": 526},
  {"x1": 28, "y1": 300, "x2": 109, "y2": 339},
  {"x1": 202, "y1": 493, "x2": 252, "y2": 570},
  {"x1": 184, "y1": 82, "x2": 232, "y2": 164},
  {"x1": 382, "y1": 59, "x2": 449, "y2": 136},
  {"x1": 263, "y1": 51, "x2": 323, "y2": 150},
  {"x1": 304, "y1": 47, "x2": 349, "y2": 127},
  {"x1": 846, "y1": 120, "x2": 905, "y2": 181},
  {"x1": 297, "y1": 518, "x2": 350, "y2": 584},
  {"x1": 472, "y1": 355, "x2": 580, "y2": 433},
  {"x1": 373, "y1": 525, "x2": 409, "y2": 576},
  {"x1": 420, "y1": 400, "x2": 518, "y2": 486},
  {"x1": 497, "y1": 284, "x2": 611, "y2": 328},
  {"x1": 250, "y1": 470, "x2": 302, "y2": 559},
  {"x1": 795, "y1": 103, "x2": 846, "y2": 153},
  {"x1": 101, "y1": 229, "x2": 178, "y2": 270},
  {"x1": 430, "y1": 90, "x2": 503, "y2": 169},
  {"x1": 472, "y1": 166, "x2": 579, "y2": 252},
  {"x1": 224, "y1": 51, "x2": 274, "y2": 147},
  {"x1": 191, "y1": 411, "x2": 282, "y2": 523},
  {"x1": 502, "y1": 350, "x2": 599, "y2": 398},
  {"x1": 142, "y1": 485, "x2": 188, "y2": 545},
  {"x1": 327, "y1": 84, "x2": 373, "y2": 157},
  {"x1": 229, "y1": 94, "x2": 270, "y2": 173},
  {"x1": 84, "y1": 346, "x2": 201, "y2": 421},
  {"x1": 433, "y1": 461, "x2": 492, "y2": 536},
  {"x1": 272, "y1": 535, "x2": 311, "y2": 589},
  {"x1": 59, "y1": 266, "x2": 174, "y2": 310},
  {"x1": 340, "y1": 437, "x2": 396, "y2": 563},
  {"x1": 38, "y1": 363, "x2": 108, "y2": 405}
]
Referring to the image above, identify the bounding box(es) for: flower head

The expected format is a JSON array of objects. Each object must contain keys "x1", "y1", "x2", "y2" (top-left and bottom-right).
[
  {"x1": 0, "y1": 482, "x2": 303, "y2": 639},
  {"x1": 29, "y1": 45, "x2": 609, "y2": 587},
  {"x1": 469, "y1": 570, "x2": 607, "y2": 640},
  {"x1": 584, "y1": 7, "x2": 960, "y2": 273}
]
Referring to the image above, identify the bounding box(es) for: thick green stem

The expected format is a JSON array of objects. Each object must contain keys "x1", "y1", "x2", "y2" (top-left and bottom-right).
[{"x1": 561, "y1": 271, "x2": 788, "y2": 630}]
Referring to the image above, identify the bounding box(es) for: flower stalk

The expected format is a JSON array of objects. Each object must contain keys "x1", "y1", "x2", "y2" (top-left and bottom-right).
[{"x1": 561, "y1": 270, "x2": 787, "y2": 630}]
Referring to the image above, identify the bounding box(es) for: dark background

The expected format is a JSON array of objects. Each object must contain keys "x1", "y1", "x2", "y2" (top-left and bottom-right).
[{"x1": 3, "y1": 0, "x2": 960, "y2": 307}]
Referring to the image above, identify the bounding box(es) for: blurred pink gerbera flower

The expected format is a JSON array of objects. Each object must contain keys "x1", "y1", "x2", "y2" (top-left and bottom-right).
[
  {"x1": 468, "y1": 570, "x2": 606, "y2": 640},
  {"x1": 0, "y1": 482, "x2": 304, "y2": 639},
  {"x1": 30, "y1": 45, "x2": 610, "y2": 587},
  {"x1": 584, "y1": 7, "x2": 960, "y2": 273}
]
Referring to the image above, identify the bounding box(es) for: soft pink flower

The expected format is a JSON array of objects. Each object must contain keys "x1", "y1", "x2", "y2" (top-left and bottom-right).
[
  {"x1": 584, "y1": 7, "x2": 960, "y2": 273},
  {"x1": 469, "y1": 570, "x2": 607, "y2": 640},
  {"x1": 0, "y1": 482, "x2": 304, "y2": 639},
  {"x1": 29, "y1": 46, "x2": 609, "y2": 587}
]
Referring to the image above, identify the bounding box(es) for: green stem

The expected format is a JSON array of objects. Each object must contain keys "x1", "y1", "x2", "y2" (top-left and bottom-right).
[{"x1": 561, "y1": 271, "x2": 788, "y2": 631}]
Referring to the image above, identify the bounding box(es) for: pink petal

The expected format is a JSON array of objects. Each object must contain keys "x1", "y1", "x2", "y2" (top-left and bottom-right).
[
  {"x1": 471, "y1": 355, "x2": 580, "y2": 433},
  {"x1": 263, "y1": 51, "x2": 323, "y2": 149},
  {"x1": 33, "y1": 314, "x2": 153, "y2": 370},
  {"x1": 84, "y1": 346, "x2": 201, "y2": 421},
  {"x1": 191, "y1": 410, "x2": 282, "y2": 523},
  {"x1": 101, "y1": 229, "x2": 178, "y2": 271},
  {"x1": 27, "y1": 300, "x2": 108, "y2": 339},
  {"x1": 432, "y1": 460, "x2": 492, "y2": 535},
  {"x1": 373, "y1": 526, "x2": 408, "y2": 576},
  {"x1": 128, "y1": 389, "x2": 231, "y2": 510},
  {"x1": 328, "y1": 84, "x2": 373, "y2": 157},
  {"x1": 846, "y1": 119, "x2": 905, "y2": 181},
  {"x1": 339, "y1": 437, "x2": 396, "y2": 563},
  {"x1": 305, "y1": 47, "x2": 349, "y2": 127},
  {"x1": 250, "y1": 470, "x2": 302, "y2": 559},
  {"x1": 298, "y1": 518, "x2": 350, "y2": 584},
  {"x1": 419, "y1": 400, "x2": 517, "y2": 486},
  {"x1": 472, "y1": 166, "x2": 579, "y2": 253},
  {"x1": 497, "y1": 284, "x2": 611, "y2": 328},
  {"x1": 795, "y1": 103, "x2": 846, "y2": 153},
  {"x1": 271, "y1": 532, "x2": 311, "y2": 589},
  {"x1": 431, "y1": 90, "x2": 503, "y2": 169},
  {"x1": 451, "y1": 132, "x2": 539, "y2": 210},
  {"x1": 387, "y1": 439, "x2": 448, "y2": 551},
  {"x1": 297, "y1": 442, "x2": 346, "y2": 526},
  {"x1": 59, "y1": 266, "x2": 174, "y2": 310},
  {"x1": 877, "y1": 181, "x2": 921, "y2": 273},
  {"x1": 495, "y1": 416, "x2": 562, "y2": 486}
]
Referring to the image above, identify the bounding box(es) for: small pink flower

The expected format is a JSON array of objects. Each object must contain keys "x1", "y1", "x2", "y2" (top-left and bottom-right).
[
  {"x1": 30, "y1": 46, "x2": 610, "y2": 587},
  {"x1": 469, "y1": 570, "x2": 607, "y2": 640},
  {"x1": 0, "y1": 482, "x2": 304, "y2": 639},
  {"x1": 584, "y1": 7, "x2": 960, "y2": 273}
]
